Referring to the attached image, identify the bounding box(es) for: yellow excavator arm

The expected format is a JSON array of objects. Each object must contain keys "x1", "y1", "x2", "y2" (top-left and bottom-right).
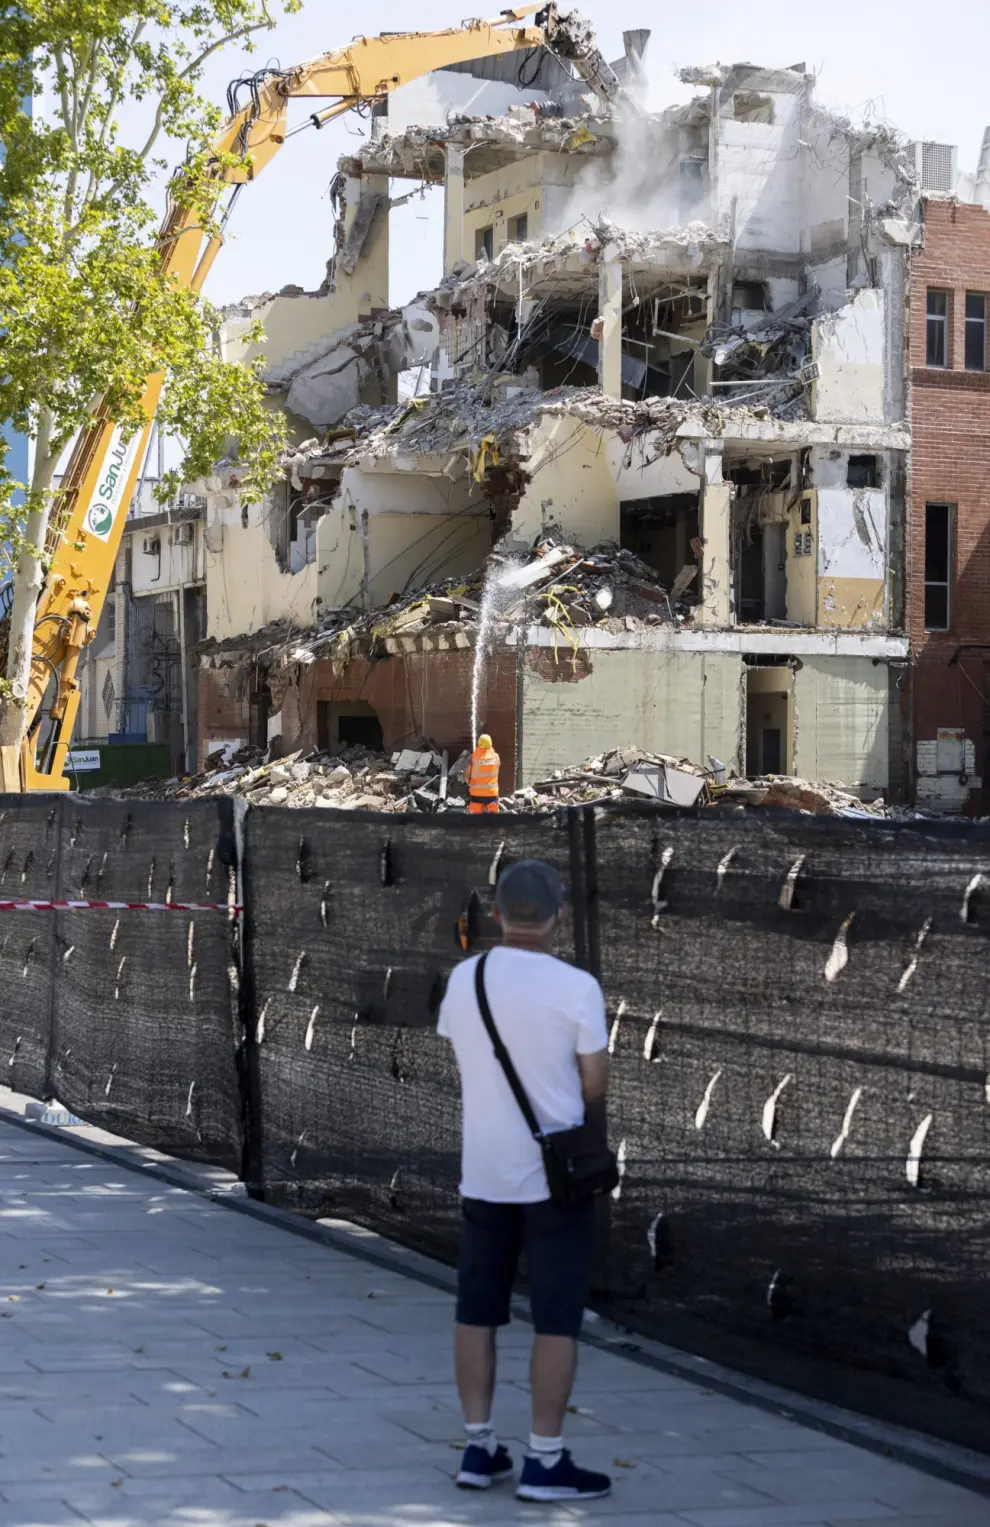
[{"x1": 19, "y1": 4, "x2": 610, "y2": 791}]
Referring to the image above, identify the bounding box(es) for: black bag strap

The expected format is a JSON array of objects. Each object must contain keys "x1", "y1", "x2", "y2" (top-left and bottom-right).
[{"x1": 474, "y1": 952, "x2": 545, "y2": 1144}]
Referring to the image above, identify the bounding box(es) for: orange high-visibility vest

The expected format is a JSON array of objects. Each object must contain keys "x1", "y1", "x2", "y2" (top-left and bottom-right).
[{"x1": 467, "y1": 746, "x2": 500, "y2": 798}]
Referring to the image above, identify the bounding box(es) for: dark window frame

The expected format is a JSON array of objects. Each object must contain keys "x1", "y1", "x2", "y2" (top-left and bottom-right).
[
  {"x1": 926, "y1": 288, "x2": 949, "y2": 368},
  {"x1": 924, "y1": 502, "x2": 954, "y2": 632},
  {"x1": 847, "y1": 454, "x2": 882, "y2": 489},
  {"x1": 965, "y1": 291, "x2": 987, "y2": 371}
]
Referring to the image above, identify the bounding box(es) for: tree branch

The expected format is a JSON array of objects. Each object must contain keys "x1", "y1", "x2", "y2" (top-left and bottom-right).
[
  {"x1": 52, "y1": 47, "x2": 74, "y2": 146},
  {"x1": 64, "y1": 38, "x2": 100, "y2": 239},
  {"x1": 136, "y1": 13, "x2": 276, "y2": 166},
  {"x1": 83, "y1": 21, "x2": 146, "y2": 213}
]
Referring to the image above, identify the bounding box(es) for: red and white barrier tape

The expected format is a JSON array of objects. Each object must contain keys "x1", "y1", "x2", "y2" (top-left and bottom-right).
[{"x1": 0, "y1": 899, "x2": 240, "y2": 914}]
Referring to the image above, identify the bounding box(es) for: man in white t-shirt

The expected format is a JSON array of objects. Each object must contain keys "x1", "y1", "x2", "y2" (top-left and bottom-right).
[{"x1": 437, "y1": 858, "x2": 611, "y2": 1503}]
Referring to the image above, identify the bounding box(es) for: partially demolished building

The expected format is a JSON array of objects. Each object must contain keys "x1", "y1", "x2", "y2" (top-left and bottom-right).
[{"x1": 81, "y1": 30, "x2": 990, "y2": 803}]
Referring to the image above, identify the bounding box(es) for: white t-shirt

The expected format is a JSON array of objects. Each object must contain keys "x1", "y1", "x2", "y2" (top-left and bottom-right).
[{"x1": 437, "y1": 946, "x2": 609, "y2": 1204}]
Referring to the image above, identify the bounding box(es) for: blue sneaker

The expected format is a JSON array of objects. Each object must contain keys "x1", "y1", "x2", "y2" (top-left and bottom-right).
[
  {"x1": 456, "y1": 1442, "x2": 514, "y2": 1490},
  {"x1": 516, "y1": 1449, "x2": 612, "y2": 1502}
]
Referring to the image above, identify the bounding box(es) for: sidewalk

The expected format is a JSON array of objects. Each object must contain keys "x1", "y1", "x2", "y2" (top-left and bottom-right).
[{"x1": 0, "y1": 1113, "x2": 988, "y2": 1527}]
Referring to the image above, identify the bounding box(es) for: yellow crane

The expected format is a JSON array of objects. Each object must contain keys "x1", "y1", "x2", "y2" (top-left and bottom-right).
[{"x1": 7, "y1": 4, "x2": 619, "y2": 792}]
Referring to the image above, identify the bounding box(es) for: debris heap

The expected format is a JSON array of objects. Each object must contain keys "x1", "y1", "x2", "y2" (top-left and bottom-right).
[
  {"x1": 240, "y1": 536, "x2": 695, "y2": 679},
  {"x1": 99, "y1": 742, "x2": 893, "y2": 820}
]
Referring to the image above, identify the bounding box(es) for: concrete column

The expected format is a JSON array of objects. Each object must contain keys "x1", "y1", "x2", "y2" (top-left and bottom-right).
[
  {"x1": 443, "y1": 145, "x2": 467, "y2": 276},
  {"x1": 698, "y1": 444, "x2": 732, "y2": 628},
  {"x1": 598, "y1": 242, "x2": 622, "y2": 399}
]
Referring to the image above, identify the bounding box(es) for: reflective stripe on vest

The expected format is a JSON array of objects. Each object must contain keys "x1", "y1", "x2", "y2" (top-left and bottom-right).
[{"x1": 468, "y1": 749, "x2": 500, "y2": 796}]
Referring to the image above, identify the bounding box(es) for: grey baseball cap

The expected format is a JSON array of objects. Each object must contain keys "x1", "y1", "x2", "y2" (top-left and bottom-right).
[{"x1": 494, "y1": 859, "x2": 565, "y2": 926}]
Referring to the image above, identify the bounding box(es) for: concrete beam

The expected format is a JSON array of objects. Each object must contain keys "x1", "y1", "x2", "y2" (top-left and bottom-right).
[
  {"x1": 443, "y1": 145, "x2": 467, "y2": 276},
  {"x1": 598, "y1": 243, "x2": 623, "y2": 399}
]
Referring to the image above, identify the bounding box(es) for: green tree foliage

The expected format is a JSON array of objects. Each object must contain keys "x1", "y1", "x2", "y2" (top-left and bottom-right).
[{"x1": 0, "y1": 0, "x2": 297, "y2": 741}]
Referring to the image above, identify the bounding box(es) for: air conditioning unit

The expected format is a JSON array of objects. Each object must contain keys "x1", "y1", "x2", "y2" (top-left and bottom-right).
[
  {"x1": 907, "y1": 141, "x2": 958, "y2": 196},
  {"x1": 173, "y1": 522, "x2": 195, "y2": 546},
  {"x1": 142, "y1": 535, "x2": 160, "y2": 555}
]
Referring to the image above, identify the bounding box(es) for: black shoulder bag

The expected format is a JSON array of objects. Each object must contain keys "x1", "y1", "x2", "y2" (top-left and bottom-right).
[{"x1": 473, "y1": 952, "x2": 619, "y2": 1208}]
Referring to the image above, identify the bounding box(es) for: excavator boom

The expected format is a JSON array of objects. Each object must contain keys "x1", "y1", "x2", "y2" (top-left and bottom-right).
[{"x1": 15, "y1": 5, "x2": 612, "y2": 791}]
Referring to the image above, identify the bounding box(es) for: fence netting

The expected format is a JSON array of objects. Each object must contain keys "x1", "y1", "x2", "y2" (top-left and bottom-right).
[
  {"x1": 2, "y1": 796, "x2": 242, "y2": 1168},
  {"x1": 241, "y1": 809, "x2": 574, "y2": 1260},
  {"x1": 2, "y1": 795, "x2": 988, "y2": 1449}
]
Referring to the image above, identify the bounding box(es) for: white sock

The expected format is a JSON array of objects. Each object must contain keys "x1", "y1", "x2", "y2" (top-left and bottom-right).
[
  {"x1": 529, "y1": 1432, "x2": 564, "y2": 1470},
  {"x1": 465, "y1": 1421, "x2": 498, "y2": 1456}
]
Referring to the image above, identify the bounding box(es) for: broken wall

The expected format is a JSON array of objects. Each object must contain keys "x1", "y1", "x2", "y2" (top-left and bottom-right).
[
  {"x1": 509, "y1": 415, "x2": 621, "y2": 548},
  {"x1": 718, "y1": 79, "x2": 805, "y2": 253},
  {"x1": 813, "y1": 450, "x2": 887, "y2": 631},
  {"x1": 326, "y1": 464, "x2": 491, "y2": 612},
  {"x1": 812, "y1": 289, "x2": 886, "y2": 424},
  {"x1": 273, "y1": 646, "x2": 518, "y2": 790},
  {"x1": 205, "y1": 492, "x2": 318, "y2": 643},
  {"x1": 793, "y1": 656, "x2": 889, "y2": 792},
  {"x1": 462, "y1": 152, "x2": 584, "y2": 259},
  {"x1": 519, "y1": 647, "x2": 742, "y2": 784},
  {"x1": 802, "y1": 111, "x2": 851, "y2": 274}
]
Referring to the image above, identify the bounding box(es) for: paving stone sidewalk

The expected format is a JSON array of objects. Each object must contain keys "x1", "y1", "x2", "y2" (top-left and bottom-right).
[{"x1": 0, "y1": 1117, "x2": 988, "y2": 1527}]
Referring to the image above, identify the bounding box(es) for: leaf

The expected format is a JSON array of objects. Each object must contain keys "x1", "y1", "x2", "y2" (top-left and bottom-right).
[
  {"x1": 266, "y1": 1351, "x2": 282, "y2": 1361},
  {"x1": 105, "y1": 1288, "x2": 115, "y2": 1296},
  {"x1": 35, "y1": 1283, "x2": 45, "y2": 1291},
  {"x1": 239, "y1": 1366, "x2": 251, "y2": 1379},
  {"x1": 216, "y1": 1344, "x2": 228, "y2": 1352},
  {"x1": 614, "y1": 1459, "x2": 636, "y2": 1470},
  {"x1": 111, "y1": 1480, "x2": 123, "y2": 1488}
]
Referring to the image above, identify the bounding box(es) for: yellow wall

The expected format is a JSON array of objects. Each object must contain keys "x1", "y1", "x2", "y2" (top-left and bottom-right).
[
  {"x1": 818, "y1": 576, "x2": 886, "y2": 629},
  {"x1": 785, "y1": 490, "x2": 817, "y2": 625},
  {"x1": 746, "y1": 665, "x2": 794, "y2": 774},
  {"x1": 511, "y1": 416, "x2": 620, "y2": 548},
  {"x1": 697, "y1": 482, "x2": 732, "y2": 627},
  {"x1": 205, "y1": 512, "x2": 318, "y2": 642},
  {"x1": 364, "y1": 512, "x2": 490, "y2": 608},
  {"x1": 226, "y1": 171, "x2": 391, "y2": 377},
  {"x1": 462, "y1": 149, "x2": 592, "y2": 257}
]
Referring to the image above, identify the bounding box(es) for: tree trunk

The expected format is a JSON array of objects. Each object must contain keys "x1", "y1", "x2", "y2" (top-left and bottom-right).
[{"x1": 0, "y1": 410, "x2": 57, "y2": 764}]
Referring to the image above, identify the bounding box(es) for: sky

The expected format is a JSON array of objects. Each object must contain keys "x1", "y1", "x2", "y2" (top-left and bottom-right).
[{"x1": 173, "y1": 0, "x2": 990, "y2": 311}]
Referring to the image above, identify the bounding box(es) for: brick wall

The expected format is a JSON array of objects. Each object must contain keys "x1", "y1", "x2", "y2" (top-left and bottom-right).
[
  {"x1": 908, "y1": 197, "x2": 990, "y2": 810},
  {"x1": 198, "y1": 664, "x2": 256, "y2": 761},
  {"x1": 199, "y1": 645, "x2": 519, "y2": 791}
]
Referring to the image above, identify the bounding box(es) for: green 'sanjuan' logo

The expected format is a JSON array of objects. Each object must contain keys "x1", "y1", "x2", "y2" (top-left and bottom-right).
[{"x1": 87, "y1": 502, "x2": 113, "y2": 536}]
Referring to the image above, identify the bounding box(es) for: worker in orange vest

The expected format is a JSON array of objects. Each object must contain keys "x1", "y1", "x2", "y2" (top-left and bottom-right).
[{"x1": 466, "y1": 733, "x2": 500, "y2": 814}]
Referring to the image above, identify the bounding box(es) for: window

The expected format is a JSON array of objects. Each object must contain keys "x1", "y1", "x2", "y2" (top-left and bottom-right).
[
  {"x1": 847, "y1": 454, "x2": 881, "y2": 489},
  {"x1": 508, "y1": 213, "x2": 528, "y2": 243},
  {"x1": 966, "y1": 292, "x2": 987, "y2": 371},
  {"x1": 731, "y1": 281, "x2": 768, "y2": 313},
  {"x1": 924, "y1": 502, "x2": 953, "y2": 631},
  {"x1": 926, "y1": 289, "x2": 948, "y2": 367},
  {"x1": 475, "y1": 225, "x2": 494, "y2": 260}
]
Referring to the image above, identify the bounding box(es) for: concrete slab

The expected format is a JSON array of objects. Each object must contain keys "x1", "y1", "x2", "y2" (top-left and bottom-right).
[{"x1": 0, "y1": 1111, "x2": 987, "y2": 1527}]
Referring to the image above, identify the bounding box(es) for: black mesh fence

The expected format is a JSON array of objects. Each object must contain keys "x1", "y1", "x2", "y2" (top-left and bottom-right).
[
  {"x1": 1, "y1": 796, "x2": 242, "y2": 1168},
  {"x1": 2, "y1": 795, "x2": 989, "y2": 1449},
  {"x1": 240, "y1": 808, "x2": 575, "y2": 1259}
]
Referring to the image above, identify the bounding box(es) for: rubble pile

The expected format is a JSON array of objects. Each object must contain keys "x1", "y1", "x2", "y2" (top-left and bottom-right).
[
  {"x1": 104, "y1": 744, "x2": 473, "y2": 813},
  {"x1": 503, "y1": 748, "x2": 710, "y2": 812},
  {"x1": 259, "y1": 535, "x2": 694, "y2": 676},
  {"x1": 103, "y1": 740, "x2": 895, "y2": 821}
]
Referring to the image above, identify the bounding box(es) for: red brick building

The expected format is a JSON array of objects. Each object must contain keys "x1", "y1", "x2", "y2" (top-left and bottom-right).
[{"x1": 909, "y1": 197, "x2": 990, "y2": 811}]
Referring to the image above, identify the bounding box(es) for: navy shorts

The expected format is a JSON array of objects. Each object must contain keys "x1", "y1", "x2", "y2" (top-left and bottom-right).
[{"x1": 456, "y1": 1197, "x2": 595, "y2": 1338}]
